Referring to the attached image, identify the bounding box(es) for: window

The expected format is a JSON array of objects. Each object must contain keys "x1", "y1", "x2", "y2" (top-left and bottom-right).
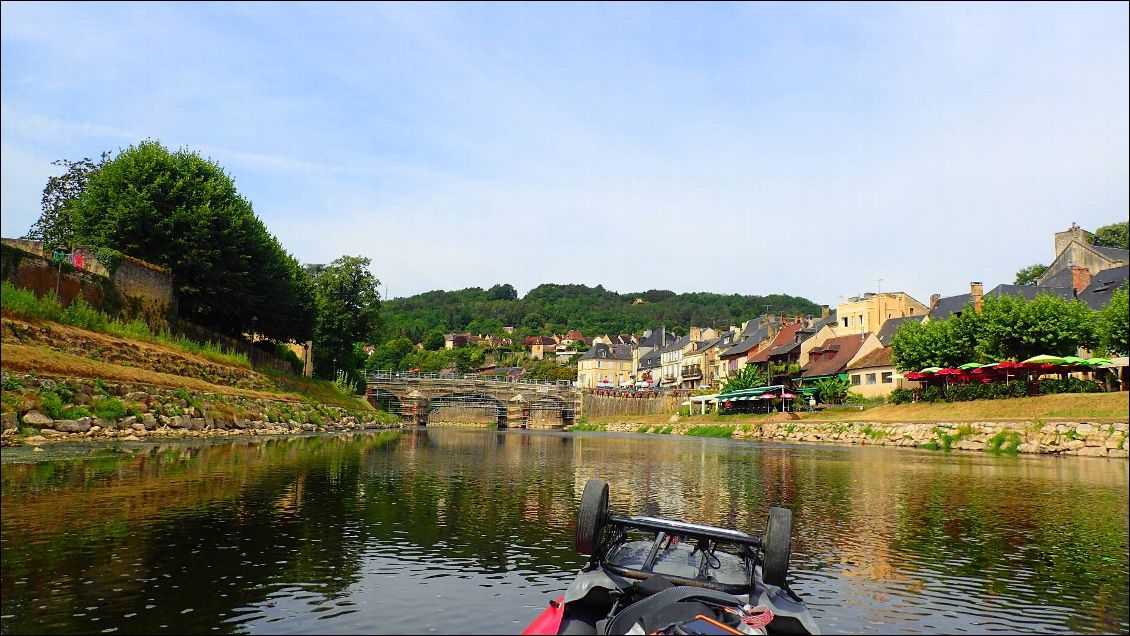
[
  {"x1": 843, "y1": 317, "x2": 849, "y2": 327},
  {"x1": 882, "y1": 372, "x2": 893, "y2": 383},
  {"x1": 866, "y1": 373, "x2": 877, "y2": 385},
  {"x1": 851, "y1": 375, "x2": 861, "y2": 385}
]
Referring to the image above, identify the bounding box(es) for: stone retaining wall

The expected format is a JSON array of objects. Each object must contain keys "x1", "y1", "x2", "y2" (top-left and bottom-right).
[
  {"x1": 586, "y1": 419, "x2": 1129, "y2": 458},
  {"x1": 1, "y1": 373, "x2": 399, "y2": 447}
]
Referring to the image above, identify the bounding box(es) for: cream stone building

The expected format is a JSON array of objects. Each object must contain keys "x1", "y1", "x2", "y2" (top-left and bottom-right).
[
  {"x1": 836, "y1": 292, "x2": 928, "y2": 337},
  {"x1": 577, "y1": 343, "x2": 633, "y2": 389}
]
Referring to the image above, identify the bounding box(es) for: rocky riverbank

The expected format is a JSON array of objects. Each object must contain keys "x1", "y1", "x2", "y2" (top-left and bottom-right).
[
  {"x1": 1, "y1": 373, "x2": 400, "y2": 448},
  {"x1": 583, "y1": 417, "x2": 1130, "y2": 458}
]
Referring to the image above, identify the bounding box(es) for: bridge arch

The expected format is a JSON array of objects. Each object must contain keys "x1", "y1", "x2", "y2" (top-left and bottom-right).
[{"x1": 364, "y1": 370, "x2": 581, "y2": 429}]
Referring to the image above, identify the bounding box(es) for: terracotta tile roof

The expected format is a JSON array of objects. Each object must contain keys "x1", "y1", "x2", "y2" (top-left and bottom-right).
[
  {"x1": 846, "y1": 346, "x2": 893, "y2": 370},
  {"x1": 801, "y1": 334, "x2": 871, "y2": 378},
  {"x1": 748, "y1": 323, "x2": 802, "y2": 363}
]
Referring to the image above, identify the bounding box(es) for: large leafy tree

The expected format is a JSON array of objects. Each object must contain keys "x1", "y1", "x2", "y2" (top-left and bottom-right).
[
  {"x1": 24, "y1": 153, "x2": 110, "y2": 251},
  {"x1": 65, "y1": 141, "x2": 313, "y2": 341},
  {"x1": 976, "y1": 294, "x2": 1096, "y2": 361},
  {"x1": 1014, "y1": 263, "x2": 1048, "y2": 286},
  {"x1": 1096, "y1": 284, "x2": 1129, "y2": 356},
  {"x1": 1093, "y1": 221, "x2": 1129, "y2": 250},
  {"x1": 311, "y1": 255, "x2": 381, "y2": 379},
  {"x1": 890, "y1": 293, "x2": 1098, "y2": 371}
]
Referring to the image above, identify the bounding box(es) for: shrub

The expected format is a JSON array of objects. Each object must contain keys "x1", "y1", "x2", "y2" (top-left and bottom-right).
[
  {"x1": 684, "y1": 425, "x2": 735, "y2": 438},
  {"x1": 38, "y1": 389, "x2": 65, "y2": 419},
  {"x1": 1, "y1": 282, "x2": 63, "y2": 321},
  {"x1": 888, "y1": 388, "x2": 914, "y2": 404},
  {"x1": 91, "y1": 396, "x2": 126, "y2": 419},
  {"x1": 60, "y1": 297, "x2": 108, "y2": 331}
]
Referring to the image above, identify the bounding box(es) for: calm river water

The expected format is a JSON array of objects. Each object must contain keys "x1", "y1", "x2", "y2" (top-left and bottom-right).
[{"x1": 1, "y1": 429, "x2": 1127, "y2": 635}]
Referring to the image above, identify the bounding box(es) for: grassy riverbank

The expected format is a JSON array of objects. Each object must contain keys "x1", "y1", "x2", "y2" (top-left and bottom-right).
[
  {"x1": 581, "y1": 391, "x2": 1129, "y2": 427},
  {"x1": 0, "y1": 315, "x2": 373, "y2": 412}
]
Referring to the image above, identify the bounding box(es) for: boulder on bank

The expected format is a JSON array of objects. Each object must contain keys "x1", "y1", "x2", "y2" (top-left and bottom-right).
[
  {"x1": 52, "y1": 418, "x2": 91, "y2": 433},
  {"x1": 21, "y1": 410, "x2": 53, "y2": 426}
]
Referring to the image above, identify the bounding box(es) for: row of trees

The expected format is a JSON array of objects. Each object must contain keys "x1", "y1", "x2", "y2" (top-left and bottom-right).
[
  {"x1": 24, "y1": 141, "x2": 381, "y2": 381},
  {"x1": 890, "y1": 287, "x2": 1128, "y2": 372}
]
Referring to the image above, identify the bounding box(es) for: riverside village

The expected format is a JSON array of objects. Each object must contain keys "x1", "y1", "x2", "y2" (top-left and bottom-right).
[{"x1": 1, "y1": 4, "x2": 1127, "y2": 636}]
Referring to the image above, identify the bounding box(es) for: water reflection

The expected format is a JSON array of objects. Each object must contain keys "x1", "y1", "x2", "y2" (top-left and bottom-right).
[{"x1": 1, "y1": 430, "x2": 1126, "y2": 634}]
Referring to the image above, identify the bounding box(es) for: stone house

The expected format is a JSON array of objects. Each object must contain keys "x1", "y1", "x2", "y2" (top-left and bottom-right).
[{"x1": 577, "y1": 343, "x2": 633, "y2": 389}]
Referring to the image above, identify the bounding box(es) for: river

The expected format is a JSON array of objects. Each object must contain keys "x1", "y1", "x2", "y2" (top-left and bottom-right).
[{"x1": 1, "y1": 429, "x2": 1127, "y2": 634}]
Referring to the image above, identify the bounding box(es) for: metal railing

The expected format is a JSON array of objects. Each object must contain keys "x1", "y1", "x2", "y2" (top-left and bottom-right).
[{"x1": 365, "y1": 369, "x2": 574, "y2": 387}]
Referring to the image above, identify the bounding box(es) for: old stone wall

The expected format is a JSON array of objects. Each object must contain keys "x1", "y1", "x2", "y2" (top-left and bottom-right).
[
  {"x1": 1, "y1": 242, "x2": 112, "y2": 310},
  {"x1": 585, "y1": 419, "x2": 1129, "y2": 458},
  {"x1": 582, "y1": 392, "x2": 684, "y2": 417},
  {"x1": 1, "y1": 240, "x2": 176, "y2": 328}
]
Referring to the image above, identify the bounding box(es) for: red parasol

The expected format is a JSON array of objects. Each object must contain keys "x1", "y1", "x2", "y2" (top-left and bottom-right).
[{"x1": 781, "y1": 393, "x2": 796, "y2": 399}]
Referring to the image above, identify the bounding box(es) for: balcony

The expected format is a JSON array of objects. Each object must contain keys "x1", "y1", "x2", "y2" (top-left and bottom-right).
[{"x1": 680, "y1": 366, "x2": 703, "y2": 379}]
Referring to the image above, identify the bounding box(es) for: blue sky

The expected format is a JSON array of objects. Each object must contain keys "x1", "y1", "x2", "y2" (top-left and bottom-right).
[{"x1": 2, "y1": 2, "x2": 1127, "y2": 308}]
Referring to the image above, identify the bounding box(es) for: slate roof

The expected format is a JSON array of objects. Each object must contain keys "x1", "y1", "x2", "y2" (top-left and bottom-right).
[
  {"x1": 1040, "y1": 267, "x2": 1076, "y2": 289},
  {"x1": 659, "y1": 335, "x2": 692, "y2": 354},
  {"x1": 801, "y1": 334, "x2": 870, "y2": 378},
  {"x1": 687, "y1": 336, "x2": 724, "y2": 355},
  {"x1": 720, "y1": 326, "x2": 769, "y2": 357},
  {"x1": 876, "y1": 315, "x2": 926, "y2": 346},
  {"x1": 1090, "y1": 245, "x2": 1130, "y2": 262},
  {"x1": 578, "y1": 343, "x2": 632, "y2": 361},
  {"x1": 986, "y1": 284, "x2": 1074, "y2": 302},
  {"x1": 638, "y1": 349, "x2": 662, "y2": 369},
  {"x1": 846, "y1": 347, "x2": 893, "y2": 371},
  {"x1": 1078, "y1": 265, "x2": 1129, "y2": 310},
  {"x1": 638, "y1": 328, "x2": 675, "y2": 349},
  {"x1": 928, "y1": 294, "x2": 972, "y2": 320},
  {"x1": 767, "y1": 341, "x2": 800, "y2": 356}
]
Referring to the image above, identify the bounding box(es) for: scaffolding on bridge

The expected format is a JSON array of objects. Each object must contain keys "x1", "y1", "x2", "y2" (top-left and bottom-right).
[{"x1": 364, "y1": 369, "x2": 580, "y2": 425}]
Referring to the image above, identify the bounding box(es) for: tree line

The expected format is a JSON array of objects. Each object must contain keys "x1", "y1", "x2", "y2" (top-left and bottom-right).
[
  {"x1": 890, "y1": 287, "x2": 1128, "y2": 371},
  {"x1": 379, "y1": 284, "x2": 822, "y2": 346}
]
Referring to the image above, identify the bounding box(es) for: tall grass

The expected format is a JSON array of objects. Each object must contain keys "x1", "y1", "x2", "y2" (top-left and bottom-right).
[
  {"x1": 683, "y1": 425, "x2": 736, "y2": 438},
  {"x1": 2, "y1": 281, "x2": 249, "y2": 367}
]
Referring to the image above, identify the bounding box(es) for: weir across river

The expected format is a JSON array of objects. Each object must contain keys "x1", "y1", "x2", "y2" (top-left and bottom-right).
[{"x1": 364, "y1": 370, "x2": 581, "y2": 428}]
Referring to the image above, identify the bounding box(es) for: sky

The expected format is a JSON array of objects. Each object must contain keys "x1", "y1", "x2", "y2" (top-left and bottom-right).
[{"x1": 2, "y1": 2, "x2": 1127, "y2": 309}]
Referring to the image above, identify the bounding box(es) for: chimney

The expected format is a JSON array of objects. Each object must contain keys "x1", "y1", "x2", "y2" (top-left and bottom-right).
[
  {"x1": 820, "y1": 305, "x2": 831, "y2": 318},
  {"x1": 1054, "y1": 222, "x2": 1092, "y2": 257},
  {"x1": 970, "y1": 282, "x2": 984, "y2": 314},
  {"x1": 689, "y1": 326, "x2": 702, "y2": 341},
  {"x1": 1071, "y1": 266, "x2": 1092, "y2": 294},
  {"x1": 929, "y1": 294, "x2": 941, "y2": 310}
]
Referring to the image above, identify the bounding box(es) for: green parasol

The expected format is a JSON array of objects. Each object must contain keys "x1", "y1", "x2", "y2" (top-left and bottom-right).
[
  {"x1": 1021, "y1": 355, "x2": 1067, "y2": 365},
  {"x1": 957, "y1": 362, "x2": 984, "y2": 370},
  {"x1": 919, "y1": 367, "x2": 942, "y2": 373}
]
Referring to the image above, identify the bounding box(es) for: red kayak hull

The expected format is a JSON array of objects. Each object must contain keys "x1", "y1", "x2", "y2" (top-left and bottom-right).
[{"x1": 521, "y1": 596, "x2": 564, "y2": 635}]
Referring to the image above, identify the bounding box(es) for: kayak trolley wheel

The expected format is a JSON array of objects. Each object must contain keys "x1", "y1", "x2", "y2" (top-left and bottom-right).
[
  {"x1": 761, "y1": 507, "x2": 792, "y2": 587},
  {"x1": 575, "y1": 478, "x2": 609, "y2": 556}
]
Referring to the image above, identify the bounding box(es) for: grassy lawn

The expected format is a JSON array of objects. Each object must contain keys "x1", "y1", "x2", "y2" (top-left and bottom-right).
[{"x1": 583, "y1": 392, "x2": 1128, "y2": 425}]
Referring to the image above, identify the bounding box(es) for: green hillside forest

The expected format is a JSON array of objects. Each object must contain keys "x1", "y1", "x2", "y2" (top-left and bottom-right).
[{"x1": 378, "y1": 283, "x2": 822, "y2": 344}]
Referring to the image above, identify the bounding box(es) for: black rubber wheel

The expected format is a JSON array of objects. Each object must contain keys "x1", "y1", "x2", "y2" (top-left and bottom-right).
[
  {"x1": 761, "y1": 507, "x2": 792, "y2": 587},
  {"x1": 575, "y1": 478, "x2": 609, "y2": 556}
]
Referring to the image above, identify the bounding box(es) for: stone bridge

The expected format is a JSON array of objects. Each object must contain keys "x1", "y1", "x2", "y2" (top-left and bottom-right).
[{"x1": 364, "y1": 370, "x2": 581, "y2": 428}]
